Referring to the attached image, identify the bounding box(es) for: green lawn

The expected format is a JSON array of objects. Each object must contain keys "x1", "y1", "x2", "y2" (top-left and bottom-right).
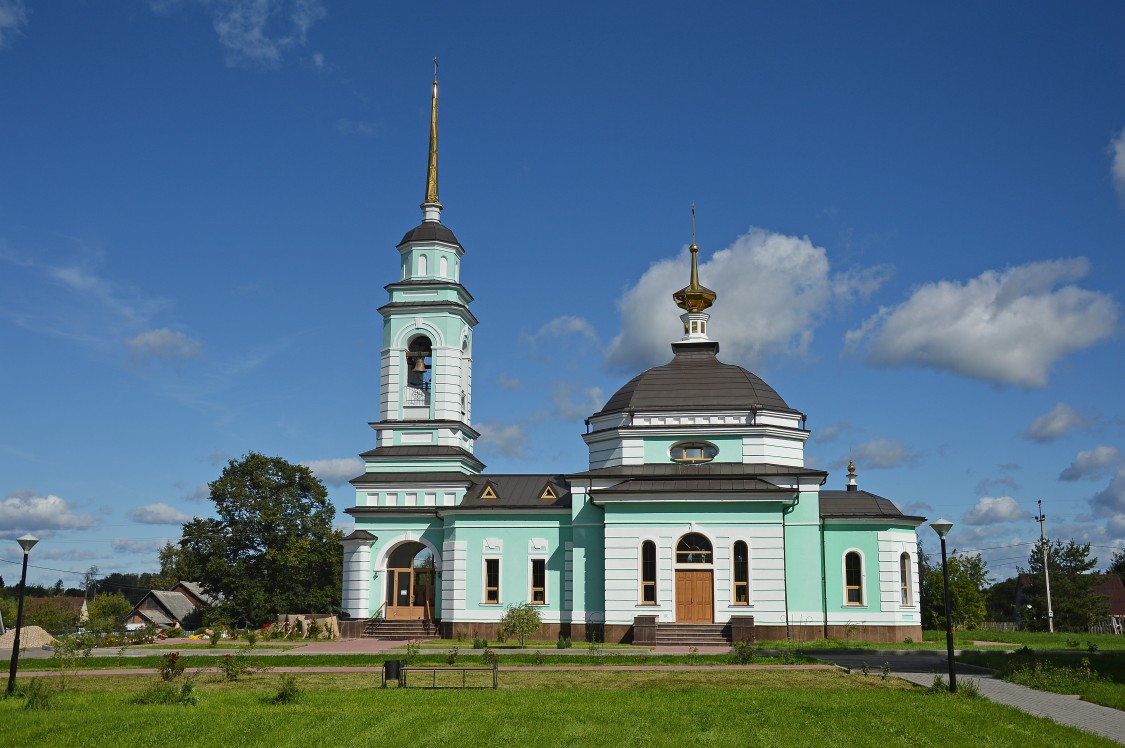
[
  {"x1": 2, "y1": 670, "x2": 1114, "y2": 747},
  {"x1": 777, "y1": 630, "x2": 1125, "y2": 652},
  {"x1": 960, "y1": 650, "x2": 1125, "y2": 711}
]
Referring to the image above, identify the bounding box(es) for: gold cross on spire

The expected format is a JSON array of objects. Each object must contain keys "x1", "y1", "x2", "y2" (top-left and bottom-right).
[
  {"x1": 673, "y1": 203, "x2": 716, "y2": 313},
  {"x1": 424, "y1": 57, "x2": 441, "y2": 207}
]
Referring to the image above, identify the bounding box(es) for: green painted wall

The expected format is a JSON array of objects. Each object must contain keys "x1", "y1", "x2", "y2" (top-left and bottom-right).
[
  {"x1": 641, "y1": 435, "x2": 743, "y2": 464},
  {"x1": 822, "y1": 522, "x2": 894, "y2": 613}
]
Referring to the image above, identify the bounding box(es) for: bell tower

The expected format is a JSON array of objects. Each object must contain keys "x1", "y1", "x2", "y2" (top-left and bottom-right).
[{"x1": 368, "y1": 60, "x2": 482, "y2": 474}]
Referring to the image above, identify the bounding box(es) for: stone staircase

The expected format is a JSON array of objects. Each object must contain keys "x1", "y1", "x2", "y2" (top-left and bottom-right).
[
  {"x1": 363, "y1": 618, "x2": 440, "y2": 640},
  {"x1": 654, "y1": 623, "x2": 732, "y2": 646}
]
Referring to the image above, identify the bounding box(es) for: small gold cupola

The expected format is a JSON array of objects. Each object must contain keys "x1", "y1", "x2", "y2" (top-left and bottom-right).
[
  {"x1": 422, "y1": 57, "x2": 442, "y2": 221},
  {"x1": 672, "y1": 204, "x2": 717, "y2": 341},
  {"x1": 846, "y1": 458, "x2": 858, "y2": 492}
]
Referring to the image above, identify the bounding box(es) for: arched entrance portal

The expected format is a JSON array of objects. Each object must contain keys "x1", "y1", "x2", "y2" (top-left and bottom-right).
[
  {"x1": 674, "y1": 533, "x2": 714, "y2": 624},
  {"x1": 385, "y1": 542, "x2": 436, "y2": 620}
]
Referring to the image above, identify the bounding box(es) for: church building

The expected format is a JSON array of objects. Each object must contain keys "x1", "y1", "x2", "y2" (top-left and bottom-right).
[{"x1": 341, "y1": 71, "x2": 924, "y2": 644}]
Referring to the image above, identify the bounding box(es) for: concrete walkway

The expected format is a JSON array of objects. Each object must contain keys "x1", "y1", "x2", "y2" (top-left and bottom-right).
[{"x1": 806, "y1": 651, "x2": 1125, "y2": 745}]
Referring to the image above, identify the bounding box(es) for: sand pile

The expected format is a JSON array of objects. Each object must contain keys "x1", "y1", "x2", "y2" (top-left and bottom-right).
[{"x1": 0, "y1": 625, "x2": 58, "y2": 648}]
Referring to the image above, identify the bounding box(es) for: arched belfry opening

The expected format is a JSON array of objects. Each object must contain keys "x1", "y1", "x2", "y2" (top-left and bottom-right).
[{"x1": 406, "y1": 335, "x2": 433, "y2": 408}]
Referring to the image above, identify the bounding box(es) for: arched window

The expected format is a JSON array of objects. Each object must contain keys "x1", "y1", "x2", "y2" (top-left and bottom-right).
[
  {"x1": 439, "y1": 255, "x2": 449, "y2": 278},
  {"x1": 406, "y1": 335, "x2": 433, "y2": 406},
  {"x1": 676, "y1": 533, "x2": 713, "y2": 564},
  {"x1": 641, "y1": 541, "x2": 656, "y2": 604},
  {"x1": 670, "y1": 441, "x2": 718, "y2": 464},
  {"x1": 417, "y1": 254, "x2": 428, "y2": 276},
  {"x1": 899, "y1": 552, "x2": 912, "y2": 606},
  {"x1": 733, "y1": 541, "x2": 749, "y2": 605},
  {"x1": 844, "y1": 551, "x2": 863, "y2": 606}
]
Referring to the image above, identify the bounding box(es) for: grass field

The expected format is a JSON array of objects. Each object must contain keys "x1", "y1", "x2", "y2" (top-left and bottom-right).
[
  {"x1": 2, "y1": 669, "x2": 1114, "y2": 747},
  {"x1": 960, "y1": 650, "x2": 1125, "y2": 711}
]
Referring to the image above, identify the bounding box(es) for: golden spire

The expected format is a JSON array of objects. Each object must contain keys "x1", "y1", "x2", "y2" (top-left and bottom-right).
[
  {"x1": 672, "y1": 203, "x2": 717, "y2": 313},
  {"x1": 424, "y1": 57, "x2": 441, "y2": 208}
]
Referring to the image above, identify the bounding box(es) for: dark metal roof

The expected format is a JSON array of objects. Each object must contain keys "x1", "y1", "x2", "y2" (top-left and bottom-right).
[
  {"x1": 376, "y1": 301, "x2": 479, "y2": 325},
  {"x1": 350, "y1": 471, "x2": 475, "y2": 488},
  {"x1": 384, "y1": 279, "x2": 474, "y2": 300},
  {"x1": 569, "y1": 463, "x2": 827, "y2": 480},
  {"x1": 397, "y1": 221, "x2": 462, "y2": 248},
  {"x1": 460, "y1": 474, "x2": 571, "y2": 509},
  {"x1": 594, "y1": 341, "x2": 798, "y2": 417},
  {"x1": 358, "y1": 445, "x2": 485, "y2": 474},
  {"x1": 818, "y1": 490, "x2": 925, "y2": 521},
  {"x1": 341, "y1": 529, "x2": 378, "y2": 542}
]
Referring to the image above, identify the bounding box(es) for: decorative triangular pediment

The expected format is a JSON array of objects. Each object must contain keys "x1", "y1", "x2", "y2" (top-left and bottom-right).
[
  {"x1": 480, "y1": 483, "x2": 498, "y2": 500},
  {"x1": 539, "y1": 484, "x2": 558, "y2": 501}
]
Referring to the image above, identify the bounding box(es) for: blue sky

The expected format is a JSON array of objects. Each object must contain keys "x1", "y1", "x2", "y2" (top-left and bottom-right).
[{"x1": 1, "y1": 1, "x2": 1124, "y2": 587}]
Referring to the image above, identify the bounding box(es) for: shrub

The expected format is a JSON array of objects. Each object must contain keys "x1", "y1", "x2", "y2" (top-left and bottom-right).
[
  {"x1": 245, "y1": 630, "x2": 258, "y2": 646},
  {"x1": 498, "y1": 602, "x2": 542, "y2": 646},
  {"x1": 472, "y1": 638, "x2": 488, "y2": 650},
  {"x1": 481, "y1": 648, "x2": 498, "y2": 666},
  {"x1": 132, "y1": 679, "x2": 197, "y2": 706},
  {"x1": 403, "y1": 640, "x2": 421, "y2": 666},
  {"x1": 902, "y1": 637, "x2": 914, "y2": 645},
  {"x1": 686, "y1": 646, "x2": 699, "y2": 665},
  {"x1": 556, "y1": 635, "x2": 571, "y2": 650},
  {"x1": 731, "y1": 640, "x2": 756, "y2": 665},
  {"x1": 270, "y1": 674, "x2": 302, "y2": 705},
  {"x1": 446, "y1": 647, "x2": 459, "y2": 665},
  {"x1": 159, "y1": 652, "x2": 185, "y2": 681},
  {"x1": 163, "y1": 626, "x2": 185, "y2": 639},
  {"x1": 22, "y1": 677, "x2": 53, "y2": 711},
  {"x1": 220, "y1": 653, "x2": 251, "y2": 682},
  {"x1": 307, "y1": 618, "x2": 321, "y2": 639},
  {"x1": 209, "y1": 629, "x2": 222, "y2": 647},
  {"x1": 958, "y1": 677, "x2": 983, "y2": 698},
  {"x1": 586, "y1": 639, "x2": 602, "y2": 658},
  {"x1": 533, "y1": 650, "x2": 545, "y2": 666}
]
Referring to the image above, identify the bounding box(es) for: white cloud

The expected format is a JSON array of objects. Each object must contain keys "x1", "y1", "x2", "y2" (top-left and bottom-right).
[
  {"x1": 153, "y1": 0, "x2": 326, "y2": 68},
  {"x1": 205, "y1": 450, "x2": 230, "y2": 465},
  {"x1": 112, "y1": 537, "x2": 168, "y2": 554},
  {"x1": 126, "y1": 328, "x2": 202, "y2": 362},
  {"x1": 496, "y1": 374, "x2": 522, "y2": 391},
  {"x1": 476, "y1": 422, "x2": 528, "y2": 458},
  {"x1": 1112, "y1": 128, "x2": 1125, "y2": 199},
  {"x1": 834, "y1": 438, "x2": 916, "y2": 470},
  {"x1": 311, "y1": 51, "x2": 325, "y2": 69},
  {"x1": 128, "y1": 502, "x2": 192, "y2": 525},
  {"x1": 846, "y1": 258, "x2": 1117, "y2": 387},
  {"x1": 1092, "y1": 467, "x2": 1125, "y2": 516},
  {"x1": 963, "y1": 496, "x2": 1031, "y2": 525},
  {"x1": 0, "y1": 0, "x2": 28, "y2": 49},
  {"x1": 1060, "y1": 445, "x2": 1125, "y2": 482},
  {"x1": 1025, "y1": 402, "x2": 1088, "y2": 442},
  {"x1": 812, "y1": 422, "x2": 850, "y2": 443},
  {"x1": 182, "y1": 482, "x2": 211, "y2": 502},
  {"x1": 975, "y1": 475, "x2": 1020, "y2": 495},
  {"x1": 608, "y1": 228, "x2": 890, "y2": 371},
  {"x1": 523, "y1": 315, "x2": 600, "y2": 354},
  {"x1": 301, "y1": 457, "x2": 363, "y2": 486},
  {"x1": 0, "y1": 491, "x2": 95, "y2": 537},
  {"x1": 552, "y1": 383, "x2": 605, "y2": 421}
]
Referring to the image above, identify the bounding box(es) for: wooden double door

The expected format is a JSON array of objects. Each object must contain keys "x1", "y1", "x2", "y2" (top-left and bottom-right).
[
  {"x1": 675, "y1": 570, "x2": 714, "y2": 623},
  {"x1": 384, "y1": 541, "x2": 436, "y2": 620}
]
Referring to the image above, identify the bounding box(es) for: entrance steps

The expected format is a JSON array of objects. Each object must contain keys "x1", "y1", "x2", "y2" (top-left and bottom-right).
[
  {"x1": 363, "y1": 619, "x2": 439, "y2": 640},
  {"x1": 654, "y1": 623, "x2": 732, "y2": 646}
]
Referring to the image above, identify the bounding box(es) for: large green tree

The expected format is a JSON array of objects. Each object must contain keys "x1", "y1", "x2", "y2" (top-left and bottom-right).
[
  {"x1": 1020, "y1": 539, "x2": 1107, "y2": 632},
  {"x1": 178, "y1": 453, "x2": 343, "y2": 627},
  {"x1": 919, "y1": 545, "x2": 990, "y2": 630}
]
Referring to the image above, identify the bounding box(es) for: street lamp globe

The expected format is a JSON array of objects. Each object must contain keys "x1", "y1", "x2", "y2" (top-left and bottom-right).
[
  {"x1": 930, "y1": 519, "x2": 953, "y2": 539},
  {"x1": 16, "y1": 534, "x2": 39, "y2": 554}
]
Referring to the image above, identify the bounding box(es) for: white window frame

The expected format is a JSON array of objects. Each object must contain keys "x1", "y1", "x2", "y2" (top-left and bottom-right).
[
  {"x1": 842, "y1": 549, "x2": 866, "y2": 607},
  {"x1": 639, "y1": 539, "x2": 658, "y2": 606},
  {"x1": 899, "y1": 552, "x2": 914, "y2": 608},
  {"x1": 417, "y1": 253, "x2": 428, "y2": 276},
  {"x1": 731, "y1": 539, "x2": 751, "y2": 606},
  {"x1": 528, "y1": 556, "x2": 547, "y2": 606}
]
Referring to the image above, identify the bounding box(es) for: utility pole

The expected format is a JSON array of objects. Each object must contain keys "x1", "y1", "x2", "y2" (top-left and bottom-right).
[{"x1": 1035, "y1": 499, "x2": 1054, "y2": 633}]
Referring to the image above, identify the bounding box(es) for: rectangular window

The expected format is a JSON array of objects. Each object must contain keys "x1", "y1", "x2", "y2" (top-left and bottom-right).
[
  {"x1": 899, "y1": 553, "x2": 912, "y2": 606},
  {"x1": 484, "y1": 558, "x2": 500, "y2": 604},
  {"x1": 531, "y1": 558, "x2": 546, "y2": 604},
  {"x1": 845, "y1": 552, "x2": 863, "y2": 605},
  {"x1": 733, "y1": 541, "x2": 750, "y2": 605}
]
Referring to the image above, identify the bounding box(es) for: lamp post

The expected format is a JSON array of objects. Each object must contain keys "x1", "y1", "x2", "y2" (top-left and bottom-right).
[
  {"x1": 7, "y1": 533, "x2": 39, "y2": 695},
  {"x1": 930, "y1": 519, "x2": 956, "y2": 693}
]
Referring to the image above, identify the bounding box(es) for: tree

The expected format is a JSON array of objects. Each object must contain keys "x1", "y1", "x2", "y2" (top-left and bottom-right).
[
  {"x1": 499, "y1": 602, "x2": 543, "y2": 646},
  {"x1": 154, "y1": 541, "x2": 201, "y2": 591},
  {"x1": 87, "y1": 592, "x2": 133, "y2": 633},
  {"x1": 1109, "y1": 548, "x2": 1125, "y2": 583},
  {"x1": 919, "y1": 546, "x2": 990, "y2": 630},
  {"x1": 1020, "y1": 539, "x2": 1107, "y2": 632},
  {"x1": 985, "y1": 577, "x2": 1021, "y2": 623},
  {"x1": 178, "y1": 452, "x2": 343, "y2": 627}
]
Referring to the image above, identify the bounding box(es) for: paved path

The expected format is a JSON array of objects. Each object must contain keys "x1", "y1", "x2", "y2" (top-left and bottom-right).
[{"x1": 806, "y1": 651, "x2": 1125, "y2": 745}]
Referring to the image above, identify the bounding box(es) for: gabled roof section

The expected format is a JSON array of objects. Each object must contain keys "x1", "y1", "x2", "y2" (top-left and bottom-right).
[
  {"x1": 819, "y1": 489, "x2": 925, "y2": 522},
  {"x1": 174, "y1": 581, "x2": 218, "y2": 607},
  {"x1": 397, "y1": 221, "x2": 462, "y2": 249},
  {"x1": 459, "y1": 474, "x2": 572, "y2": 509}
]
